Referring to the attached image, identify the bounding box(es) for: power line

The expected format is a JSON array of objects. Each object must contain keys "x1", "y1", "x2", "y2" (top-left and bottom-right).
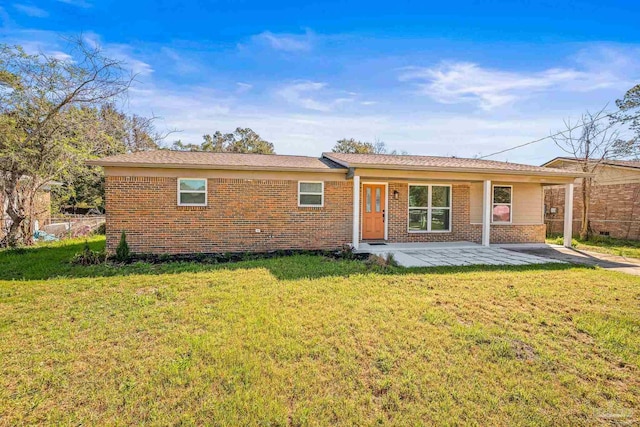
[{"x1": 478, "y1": 111, "x2": 619, "y2": 159}]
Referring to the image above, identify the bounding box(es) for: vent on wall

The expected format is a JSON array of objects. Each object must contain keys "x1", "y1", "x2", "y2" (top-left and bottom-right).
[{"x1": 599, "y1": 231, "x2": 610, "y2": 236}]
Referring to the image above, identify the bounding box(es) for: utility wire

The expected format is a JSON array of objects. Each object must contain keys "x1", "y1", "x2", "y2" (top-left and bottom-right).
[{"x1": 478, "y1": 111, "x2": 619, "y2": 159}]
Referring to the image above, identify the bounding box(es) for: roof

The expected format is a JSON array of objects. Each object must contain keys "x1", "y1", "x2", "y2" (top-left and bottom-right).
[
  {"x1": 543, "y1": 156, "x2": 640, "y2": 170},
  {"x1": 87, "y1": 150, "x2": 346, "y2": 172},
  {"x1": 88, "y1": 150, "x2": 588, "y2": 178},
  {"x1": 322, "y1": 152, "x2": 587, "y2": 177}
]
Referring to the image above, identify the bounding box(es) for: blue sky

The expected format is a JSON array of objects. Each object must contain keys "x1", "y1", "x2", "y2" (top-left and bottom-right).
[{"x1": 1, "y1": 0, "x2": 639, "y2": 163}]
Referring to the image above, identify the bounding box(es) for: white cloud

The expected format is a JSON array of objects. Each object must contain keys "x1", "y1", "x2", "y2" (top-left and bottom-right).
[
  {"x1": 275, "y1": 81, "x2": 357, "y2": 112},
  {"x1": 7, "y1": 37, "x2": 74, "y2": 62},
  {"x1": 568, "y1": 44, "x2": 640, "y2": 92},
  {"x1": 158, "y1": 47, "x2": 200, "y2": 75},
  {"x1": 13, "y1": 4, "x2": 48, "y2": 18},
  {"x1": 400, "y1": 47, "x2": 640, "y2": 111},
  {"x1": 82, "y1": 32, "x2": 153, "y2": 76},
  {"x1": 120, "y1": 76, "x2": 572, "y2": 164},
  {"x1": 48, "y1": 50, "x2": 73, "y2": 61},
  {"x1": 56, "y1": 0, "x2": 91, "y2": 8},
  {"x1": 236, "y1": 82, "x2": 253, "y2": 93},
  {"x1": 251, "y1": 30, "x2": 313, "y2": 52},
  {"x1": 111, "y1": 49, "x2": 153, "y2": 76},
  {"x1": 400, "y1": 62, "x2": 590, "y2": 110}
]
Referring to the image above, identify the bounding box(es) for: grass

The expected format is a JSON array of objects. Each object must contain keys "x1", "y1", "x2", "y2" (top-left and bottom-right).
[
  {"x1": 1, "y1": 238, "x2": 639, "y2": 425},
  {"x1": 547, "y1": 234, "x2": 640, "y2": 259}
]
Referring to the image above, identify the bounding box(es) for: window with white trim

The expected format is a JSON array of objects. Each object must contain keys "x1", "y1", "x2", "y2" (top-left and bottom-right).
[
  {"x1": 178, "y1": 178, "x2": 207, "y2": 206},
  {"x1": 492, "y1": 185, "x2": 512, "y2": 223},
  {"x1": 408, "y1": 184, "x2": 451, "y2": 232},
  {"x1": 298, "y1": 181, "x2": 324, "y2": 207}
]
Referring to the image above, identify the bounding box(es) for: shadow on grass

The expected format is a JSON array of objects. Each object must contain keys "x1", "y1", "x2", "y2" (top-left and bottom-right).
[{"x1": 0, "y1": 238, "x2": 595, "y2": 282}]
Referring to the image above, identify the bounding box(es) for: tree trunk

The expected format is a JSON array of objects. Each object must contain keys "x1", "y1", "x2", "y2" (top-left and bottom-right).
[
  {"x1": 579, "y1": 177, "x2": 591, "y2": 240},
  {"x1": 0, "y1": 174, "x2": 27, "y2": 247}
]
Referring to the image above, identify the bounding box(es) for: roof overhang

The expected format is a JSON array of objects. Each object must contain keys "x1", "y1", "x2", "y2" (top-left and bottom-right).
[
  {"x1": 86, "y1": 160, "x2": 346, "y2": 174},
  {"x1": 344, "y1": 164, "x2": 590, "y2": 178},
  {"x1": 324, "y1": 153, "x2": 590, "y2": 179},
  {"x1": 350, "y1": 168, "x2": 579, "y2": 184}
]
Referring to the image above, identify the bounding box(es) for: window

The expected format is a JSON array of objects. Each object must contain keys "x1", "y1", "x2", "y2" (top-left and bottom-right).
[
  {"x1": 178, "y1": 178, "x2": 207, "y2": 206},
  {"x1": 408, "y1": 184, "x2": 451, "y2": 232},
  {"x1": 298, "y1": 181, "x2": 324, "y2": 207},
  {"x1": 492, "y1": 185, "x2": 512, "y2": 223}
]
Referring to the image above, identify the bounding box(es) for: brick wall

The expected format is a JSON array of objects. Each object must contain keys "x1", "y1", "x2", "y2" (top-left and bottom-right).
[
  {"x1": 106, "y1": 176, "x2": 546, "y2": 254},
  {"x1": 105, "y1": 176, "x2": 353, "y2": 254},
  {"x1": 545, "y1": 183, "x2": 640, "y2": 239},
  {"x1": 387, "y1": 182, "x2": 545, "y2": 244},
  {"x1": 490, "y1": 224, "x2": 546, "y2": 243}
]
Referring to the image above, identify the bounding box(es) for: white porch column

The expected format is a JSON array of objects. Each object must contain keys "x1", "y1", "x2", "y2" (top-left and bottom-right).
[
  {"x1": 563, "y1": 182, "x2": 574, "y2": 248},
  {"x1": 482, "y1": 180, "x2": 492, "y2": 246},
  {"x1": 352, "y1": 175, "x2": 360, "y2": 250}
]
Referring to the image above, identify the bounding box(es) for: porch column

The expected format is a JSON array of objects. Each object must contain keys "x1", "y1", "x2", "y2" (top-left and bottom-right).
[
  {"x1": 352, "y1": 175, "x2": 360, "y2": 250},
  {"x1": 563, "y1": 182, "x2": 574, "y2": 248},
  {"x1": 482, "y1": 179, "x2": 492, "y2": 246}
]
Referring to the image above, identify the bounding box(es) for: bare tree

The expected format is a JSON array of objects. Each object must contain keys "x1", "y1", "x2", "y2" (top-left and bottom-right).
[
  {"x1": 551, "y1": 108, "x2": 626, "y2": 240},
  {"x1": 0, "y1": 39, "x2": 132, "y2": 246}
]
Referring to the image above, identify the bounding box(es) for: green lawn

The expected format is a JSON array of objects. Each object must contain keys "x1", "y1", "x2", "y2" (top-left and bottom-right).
[
  {"x1": 547, "y1": 235, "x2": 640, "y2": 259},
  {"x1": 1, "y1": 237, "x2": 639, "y2": 425}
]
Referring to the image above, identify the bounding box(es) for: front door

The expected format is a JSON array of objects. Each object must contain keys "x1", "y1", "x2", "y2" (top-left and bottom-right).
[{"x1": 362, "y1": 184, "x2": 385, "y2": 240}]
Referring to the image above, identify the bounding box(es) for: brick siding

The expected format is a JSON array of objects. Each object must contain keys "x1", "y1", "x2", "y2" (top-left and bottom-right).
[
  {"x1": 105, "y1": 176, "x2": 353, "y2": 254},
  {"x1": 106, "y1": 176, "x2": 546, "y2": 254},
  {"x1": 545, "y1": 183, "x2": 640, "y2": 239}
]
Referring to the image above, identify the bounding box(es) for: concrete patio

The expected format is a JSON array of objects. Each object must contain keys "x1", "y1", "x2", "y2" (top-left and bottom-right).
[{"x1": 357, "y1": 242, "x2": 560, "y2": 267}]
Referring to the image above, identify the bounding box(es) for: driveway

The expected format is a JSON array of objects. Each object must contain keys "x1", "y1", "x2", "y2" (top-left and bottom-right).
[{"x1": 503, "y1": 245, "x2": 640, "y2": 276}]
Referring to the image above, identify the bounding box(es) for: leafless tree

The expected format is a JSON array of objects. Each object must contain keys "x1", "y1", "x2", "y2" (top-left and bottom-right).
[{"x1": 551, "y1": 107, "x2": 627, "y2": 240}]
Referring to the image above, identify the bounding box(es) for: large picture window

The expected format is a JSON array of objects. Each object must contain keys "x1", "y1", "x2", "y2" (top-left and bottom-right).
[
  {"x1": 178, "y1": 178, "x2": 207, "y2": 206},
  {"x1": 492, "y1": 185, "x2": 512, "y2": 223},
  {"x1": 408, "y1": 184, "x2": 451, "y2": 232},
  {"x1": 298, "y1": 181, "x2": 324, "y2": 207}
]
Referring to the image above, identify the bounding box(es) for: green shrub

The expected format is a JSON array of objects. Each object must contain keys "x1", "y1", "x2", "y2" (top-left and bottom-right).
[
  {"x1": 71, "y1": 241, "x2": 106, "y2": 265},
  {"x1": 338, "y1": 244, "x2": 356, "y2": 260},
  {"x1": 115, "y1": 231, "x2": 130, "y2": 262}
]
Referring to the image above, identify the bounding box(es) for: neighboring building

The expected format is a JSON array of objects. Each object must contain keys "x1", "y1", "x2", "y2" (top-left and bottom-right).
[
  {"x1": 89, "y1": 151, "x2": 584, "y2": 255},
  {"x1": 543, "y1": 157, "x2": 640, "y2": 240}
]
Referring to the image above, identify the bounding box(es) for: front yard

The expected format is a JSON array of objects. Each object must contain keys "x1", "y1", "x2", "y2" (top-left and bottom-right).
[{"x1": 1, "y1": 237, "x2": 639, "y2": 425}]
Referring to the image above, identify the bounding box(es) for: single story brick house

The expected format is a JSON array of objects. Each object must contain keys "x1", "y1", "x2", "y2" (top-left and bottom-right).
[
  {"x1": 89, "y1": 151, "x2": 586, "y2": 254},
  {"x1": 543, "y1": 157, "x2": 640, "y2": 239}
]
